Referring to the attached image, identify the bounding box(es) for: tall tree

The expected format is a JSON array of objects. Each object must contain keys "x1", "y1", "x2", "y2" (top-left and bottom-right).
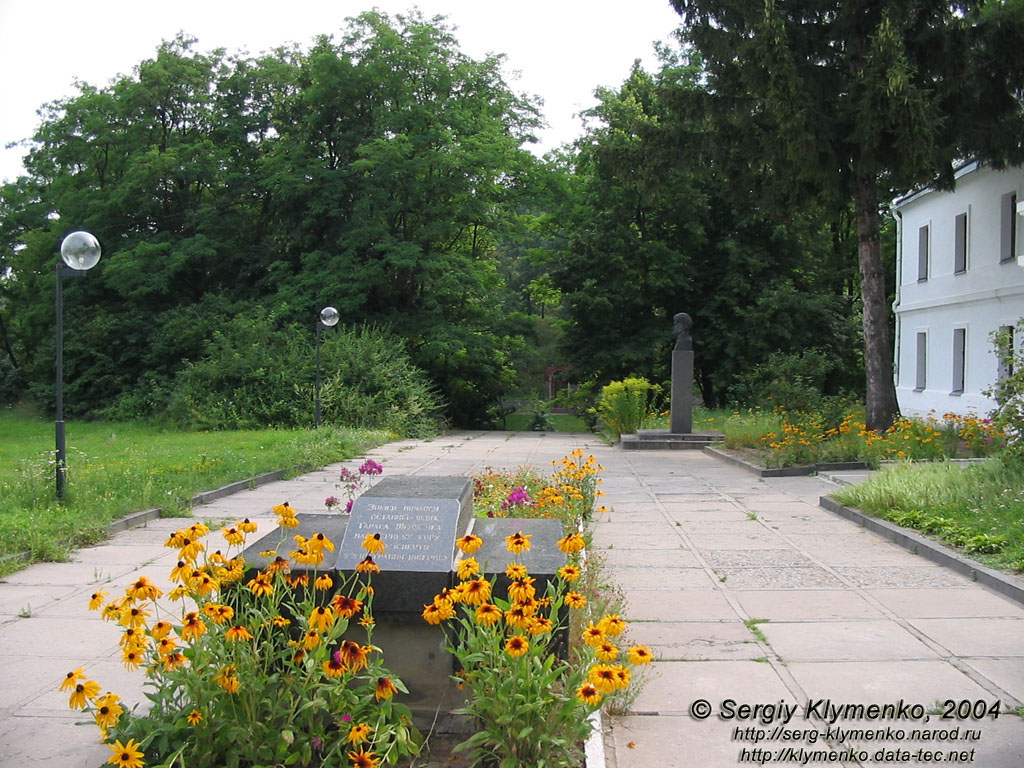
[{"x1": 671, "y1": 0, "x2": 1024, "y2": 429}]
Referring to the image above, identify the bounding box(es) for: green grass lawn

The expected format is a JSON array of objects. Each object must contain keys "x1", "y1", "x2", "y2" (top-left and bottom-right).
[
  {"x1": 832, "y1": 458, "x2": 1024, "y2": 573},
  {"x1": 0, "y1": 409, "x2": 392, "y2": 572}
]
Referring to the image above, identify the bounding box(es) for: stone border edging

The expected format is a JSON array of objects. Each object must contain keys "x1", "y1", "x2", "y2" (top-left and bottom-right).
[
  {"x1": 704, "y1": 446, "x2": 869, "y2": 478},
  {"x1": 818, "y1": 496, "x2": 1024, "y2": 607}
]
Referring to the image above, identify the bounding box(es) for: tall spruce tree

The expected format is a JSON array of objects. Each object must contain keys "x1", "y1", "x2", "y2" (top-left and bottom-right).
[{"x1": 671, "y1": 0, "x2": 1024, "y2": 429}]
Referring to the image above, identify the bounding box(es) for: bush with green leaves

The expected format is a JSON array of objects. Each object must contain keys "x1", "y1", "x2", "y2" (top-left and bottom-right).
[
  {"x1": 732, "y1": 349, "x2": 833, "y2": 413},
  {"x1": 165, "y1": 312, "x2": 442, "y2": 435},
  {"x1": 596, "y1": 377, "x2": 660, "y2": 438},
  {"x1": 986, "y1": 319, "x2": 1024, "y2": 459}
]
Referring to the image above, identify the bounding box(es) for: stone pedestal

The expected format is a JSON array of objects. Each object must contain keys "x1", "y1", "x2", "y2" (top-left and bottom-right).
[{"x1": 670, "y1": 348, "x2": 693, "y2": 434}]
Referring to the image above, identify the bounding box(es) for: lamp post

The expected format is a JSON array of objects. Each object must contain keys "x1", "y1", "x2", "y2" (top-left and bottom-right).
[
  {"x1": 315, "y1": 306, "x2": 339, "y2": 428},
  {"x1": 56, "y1": 231, "x2": 102, "y2": 500}
]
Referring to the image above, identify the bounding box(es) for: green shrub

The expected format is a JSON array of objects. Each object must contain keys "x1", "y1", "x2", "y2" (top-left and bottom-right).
[
  {"x1": 732, "y1": 350, "x2": 832, "y2": 413},
  {"x1": 986, "y1": 319, "x2": 1024, "y2": 458},
  {"x1": 596, "y1": 377, "x2": 660, "y2": 438},
  {"x1": 166, "y1": 312, "x2": 443, "y2": 434}
]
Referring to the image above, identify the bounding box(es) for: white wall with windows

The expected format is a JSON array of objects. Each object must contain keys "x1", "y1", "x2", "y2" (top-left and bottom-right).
[{"x1": 893, "y1": 162, "x2": 1024, "y2": 418}]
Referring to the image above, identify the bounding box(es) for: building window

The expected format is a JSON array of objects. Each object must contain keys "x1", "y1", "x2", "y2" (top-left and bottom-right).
[
  {"x1": 997, "y1": 324, "x2": 1015, "y2": 381},
  {"x1": 915, "y1": 332, "x2": 927, "y2": 391},
  {"x1": 952, "y1": 328, "x2": 966, "y2": 394},
  {"x1": 1001, "y1": 192, "x2": 1018, "y2": 263},
  {"x1": 917, "y1": 225, "x2": 929, "y2": 281},
  {"x1": 954, "y1": 212, "x2": 968, "y2": 274}
]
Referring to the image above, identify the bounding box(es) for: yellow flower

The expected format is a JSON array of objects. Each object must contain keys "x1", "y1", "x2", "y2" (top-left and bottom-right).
[
  {"x1": 505, "y1": 531, "x2": 532, "y2": 554},
  {"x1": 247, "y1": 573, "x2": 274, "y2": 597},
  {"x1": 508, "y1": 577, "x2": 535, "y2": 603},
  {"x1": 331, "y1": 594, "x2": 364, "y2": 619},
  {"x1": 88, "y1": 590, "x2": 108, "y2": 611},
  {"x1": 595, "y1": 642, "x2": 619, "y2": 662},
  {"x1": 337, "y1": 640, "x2": 371, "y2": 672},
  {"x1": 564, "y1": 591, "x2": 586, "y2": 609},
  {"x1": 576, "y1": 683, "x2": 601, "y2": 706},
  {"x1": 557, "y1": 565, "x2": 581, "y2": 581},
  {"x1": 347, "y1": 723, "x2": 373, "y2": 745},
  {"x1": 125, "y1": 576, "x2": 162, "y2": 601},
  {"x1": 150, "y1": 621, "x2": 173, "y2": 639},
  {"x1": 181, "y1": 612, "x2": 207, "y2": 642},
  {"x1": 121, "y1": 648, "x2": 143, "y2": 670},
  {"x1": 582, "y1": 623, "x2": 606, "y2": 646},
  {"x1": 238, "y1": 518, "x2": 258, "y2": 533},
  {"x1": 307, "y1": 532, "x2": 336, "y2": 553},
  {"x1": 474, "y1": 603, "x2": 502, "y2": 626},
  {"x1": 348, "y1": 749, "x2": 380, "y2": 768},
  {"x1": 315, "y1": 573, "x2": 334, "y2": 590},
  {"x1": 628, "y1": 645, "x2": 654, "y2": 665},
  {"x1": 156, "y1": 637, "x2": 178, "y2": 658},
  {"x1": 68, "y1": 678, "x2": 101, "y2": 709},
  {"x1": 527, "y1": 616, "x2": 553, "y2": 635},
  {"x1": 356, "y1": 556, "x2": 381, "y2": 574},
  {"x1": 422, "y1": 601, "x2": 454, "y2": 625},
  {"x1": 225, "y1": 625, "x2": 254, "y2": 642},
  {"x1": 460, "y1": 578, "x2": 492, "y2": 606},
  {"x1": 598, "y1": 614, "x2": 626, "y2": 637},
  {"x1": 273, "y1": 502, "x2": 295, "y2": 517},
  {"x1": 222, "y1": 526, "x2": 245, "y2": 546},
  {"x1": 375, "y1": 677, "x2": 398, "y2": 701},
  {"x1": 456, "y1": 557, "x2": 480, "y2": 580},
  {"x1": 278, "y1": 514, "x2": 300, "y2": 529},
  {"x1": 361, "y1": 533, "x2": 386, "y2": 555},
  {"x1": 455, "y1": 534, "x2": 483, "y2": 554},
  {"x1": 323, "y1": 657, "x2": 347, "y2": 678},
  {"x1": 94, "y1": 693, "x2": 123, "y2": 731},
  {"x1": 60, "y1": 667, "x2": 85, "y2": 692},
  {"x1": 588, "y1": 663, "x2": 618, "y2": 694},
  {"x1": 505, "y1": 635, "x2": 529, "y2": 658},
  {"x1": 187, "y1": 709, "x2": 202, "y2": 726},
  {"x1": 106, "y1": 738, "x2": 145, "y2": 768},
  {"x1": 504, "y1": 562, "x2": 528, "y2": 580},
  {"x1": 303, "y1": 630, "x2": 321, "y2": 650},
  {"x1": 214, "y1": 666, "x2": 240, "y2": 694},
  {"x1": 202, "y1": 603, "x2": 234, "y2": 625},
  {"x1": 557, "y1": 532, "x2": 586, "y2": 554},
  {"x1": 309, "y1": 606, "x2": 335, "y2": 632}
]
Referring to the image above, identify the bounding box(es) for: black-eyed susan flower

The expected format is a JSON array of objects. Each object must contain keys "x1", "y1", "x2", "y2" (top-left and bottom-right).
[
  {"x1": 598, "y1": 614, "x2": 627, "y2": 637},
  {"x1": 322, "y1": 657, "x2": 347, "y2": 678},
  {"x1": 505, "y1": 562, "x2": 528, "y2": 580},
  {"x1": 504, "y1": 605, "x2": 531, "y2": 629},
  {"x1": 288, "y1": 574, "x2": 310, "y2": 588},
  {"x1": 303, "y1": 630, "x2": 321, "y2": 650},
  {"x1": 214, "y1": 666, "x2": 240, "y2": 694},
  {"x1": 460, "y1": 578, "x2": 491, "y2": 606},
  {"x1": 117, "y1": 604, "x2": 149, "y2": 629},
  {"x1": 181, "y1": 612, "x2": 207, "y2": 642},
  {"x1": 505, "y1": 635, "x2": 529, "y2": 658},
  {"x1": 347, "y1": 723, "x2": 372, "y2": 745},
  {"x1": 456, "y1": 557, "x2": 480, "y2": 580},
  {"x1": 273, "y1": 502, "x2": 295, "y2": 517},
  {"x1": 119, "y1": 627, "x2": 149, "y2": 651},
  {"x1": 348, "y1": 749, "x2": 380, "y2": 768},
  {"x1": 202, "y1": 603, "x2": 234, "y2": 625},
  {"x1": 106, "y1": 738, "x2": 145, "y2": 768},
  {"x1": 374, "y1": 677, "x2": 398, "y2": 701},
  {"x1": 291, "y1": 547, "x2": 324, "y2": 567},
  {"x1": 247, "y1": 574, "x2": 274, "y2": 597},
  {"x1": 595, "y1": 642, "x2": 619, "y2": 662},
  {"x1": 93, "y1": 693, "x2": 123, "y2": 731},
  {"x1": 163, "y1": 652, "x2": 186, "y2": 671},
  {"x1": 308, "y1": 532, "x2": 335, "y2": 553},
  {"x1": 361, "y1": 533, "x2": 386, "y2": 555},
  {"x1": 315, "y1": 573, "x2": 333, "y2": 590},
  {"x1": 178, "y1": 537, "x2": 205, "y2": 561},
  {"x1": 455, "y1": 534, "x2": 482, "y2": 554},
  {"x1": 358, "y1": 616, "x2": 375, "y2": 629},
  {"x1": 156, "y1": 636, "x2": 178, "y2": 658},
  {"x1": 221, "y1": 526, "x2": 244, "y2": 546},
  {"x1": 150, "y1": 621, "x2": 172, "y2": 639},
  {"x1": 127, "y1": 576, "x2": 163, "y2": 601},
  {"x1": 505, "y1": 531, "x2": 532, "y2": 554},
  {"x1": 331, "y1": 594, "x2": 363, "y2": 619},
  {"x1": 336, "y1": 641, "x2": 370, "y2": 672},
  {"x1": 309, "y1": 605, "x2": 335, "y2": 632},
  {"x1": 628, "y1": 645, "x2": 654, "y2": 665},
  {"x1": 508, "y1": 577, "x2": 536, "y2": 603},
  {"x1": 582, "y1": 623, "x2": 605, "y2": 646},
  {"x1": 612, "y1": 665, "x2": 631, "y2": 689},
  {"x1": 556, "y1": 532, "x2": 586, "y2": 554},
  {"x1": 356, "y1": 556, "x2": 381, "y2": 574},
  {"x1": 588, "y1": 663, "x2": 618, "y2": 694},
  {"x1": 225, "y1": 625, "x2": 254, "y2": 642},
  {"x1": 168, "y1": 585, "x2": 189, "y2": 602},
  {"x1": 60, "y1": 667, "x2": 85, "y2": 692},
  {"x1": 557, "y1": 564, "x2": 581, "y2": 582},
  {"x1": 272, "y1": 615, "x2": 291, "y2": 627},
  {"x1": 564, "y1": 591, "x2": 586, "y2": 609},
  {"x1": 88, "y1": 590, "x2": 108, "y2": 611},
  {"x1": 576, "y1": 682, "x2": 602, "y2": 706},
  {"x1": 68, "y1": 678, "x2": 101, "y2": 709},
  {"x1": 474, "y1": 603, "x2": 502, "y2": 626},
  {"x1": 238, "y1": 518, "x2": 258, "y2": 533},
  {"x1": 121, "y1": 648, "x2": 143, "y2": 670},
  {"x1": 187, "y1": 709, "x2": 202, "y2": 726},
  {"x1": 527, "y1": 616, "x2": 553, "y2": 635},
  {"x1": 421, "y1": 602, "x2": 453, "y2": 625},
  {"x1": 513, "y1": 596, "x2": 538, "y2": 617},
  {"x1": 101, "y1": 599, "x2": 125, "y2": 622}
]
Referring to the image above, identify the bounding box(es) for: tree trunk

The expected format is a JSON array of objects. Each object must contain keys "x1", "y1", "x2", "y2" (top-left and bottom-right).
[{"x1": 853, "y1": 169, "x2": 898, "y2": 431}]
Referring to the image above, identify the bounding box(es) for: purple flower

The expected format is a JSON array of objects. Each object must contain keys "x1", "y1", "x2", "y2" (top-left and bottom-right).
[
  {"x1": 501, "y1": 486, "x2": 532, "y2": 510},
  {"x1": 311, "y1": 737, "x2": 323, "y2": 751},
  {"x1": 359, "y1": 459, "x2": 383, "y2": 476},
  {"x1": 339, "y1": 713, "x2": 352, "y2": 723},
  {"x1": 340, "y1": 468, "x2": 357, "y2": 482},
  {"x1": 324, "y1": 496, "x2": 341, "y2": 509},
  {"x1": 345, "y1": 500, "x2": 354, "y2": 513}
]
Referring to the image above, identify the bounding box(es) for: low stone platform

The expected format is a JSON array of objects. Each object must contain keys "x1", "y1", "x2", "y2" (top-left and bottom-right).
[{"x1": 619, "y1": 429, "x2": 724, "y2": 450}]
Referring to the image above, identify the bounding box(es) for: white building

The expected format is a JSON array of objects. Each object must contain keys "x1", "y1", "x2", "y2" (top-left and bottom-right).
[{"x1": 892, "y1": 162, "x2": 1024, "y2": 419}]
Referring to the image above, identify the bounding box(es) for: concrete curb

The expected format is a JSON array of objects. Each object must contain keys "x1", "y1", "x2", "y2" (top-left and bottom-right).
[
  {"x1": 585, "y1": 709, "x2": 606, "y2": 768},
  {"x1": 818, "y1": 495, "x2": 1024, "y2": 607},
  {"x1": 704, "y1": 446, "x2": 868, "y2": 478},
  {"x1": 189, "y1": 469, "x2": 287, "y2": 506}
]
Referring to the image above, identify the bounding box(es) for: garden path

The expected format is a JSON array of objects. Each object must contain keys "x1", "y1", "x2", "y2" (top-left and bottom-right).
[{"x1": 1, "y1": 432, "x2": 1022, "y2": 767}]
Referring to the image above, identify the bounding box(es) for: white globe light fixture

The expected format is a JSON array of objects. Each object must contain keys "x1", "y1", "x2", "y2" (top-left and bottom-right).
[
  {"x1": 320, "y1": 306, "x2": 340, "y2": 327},
  {"x1": 60, "y1": 231, "x2": 102, "y2": 271},
  {"x1": 315, "y1": 306, "x2": 340, "y2": 427}
]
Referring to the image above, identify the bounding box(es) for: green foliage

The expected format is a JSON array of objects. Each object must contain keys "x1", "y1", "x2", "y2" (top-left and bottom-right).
[
  {"x1": 986, "y1": 319, "x2": 1024, "y2": 459},
  {"x1": 165, "y1": 312, "x2": 441, "y2": 434},
  {"x1": 596, "y1": 377, "x2": 660, "y2": 438},
  {"x1": 0, "y1": 12, "x2": 542, "y2": 427},
  {"x1": 731, "y1": 350, "x2": 834, "y2": 414}
]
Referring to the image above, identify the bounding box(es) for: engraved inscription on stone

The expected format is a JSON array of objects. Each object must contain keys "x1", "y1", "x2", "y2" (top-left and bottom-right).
[{"x1": 335, "y1": 497, "x2": 460, "y2": 572}]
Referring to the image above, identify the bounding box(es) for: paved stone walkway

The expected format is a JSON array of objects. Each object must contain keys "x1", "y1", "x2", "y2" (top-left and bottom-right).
[{"x1": 1, "y1": 432, "x2": 1022, "y2": 767}]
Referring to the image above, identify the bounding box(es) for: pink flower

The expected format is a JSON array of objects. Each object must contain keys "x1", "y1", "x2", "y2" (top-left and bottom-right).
[{"x1": 359, "y1": 459, "x2": 383, "y2": 476}]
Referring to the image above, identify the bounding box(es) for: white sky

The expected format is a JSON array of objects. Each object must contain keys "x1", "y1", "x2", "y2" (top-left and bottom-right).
[{"x1": 0, "y1": 0, "x2": 683, "y2": 183}]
